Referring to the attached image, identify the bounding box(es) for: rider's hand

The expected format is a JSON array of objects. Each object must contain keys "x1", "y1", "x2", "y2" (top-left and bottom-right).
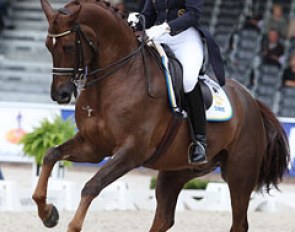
[
  {"x1": 128, "y1": 12, "x2": 140, "y2": 29},
  {"x1": 145, "y1": 22, "x2": 171, "y2": 41}
]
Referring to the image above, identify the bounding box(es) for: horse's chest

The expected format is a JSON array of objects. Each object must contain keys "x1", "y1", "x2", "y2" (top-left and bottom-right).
[
  {"x1": 77, "y1": 115, "x2": 99, "y2": 131},
  {"x1": 76, "y1": 116, "x2": 108, "y2": 144}
]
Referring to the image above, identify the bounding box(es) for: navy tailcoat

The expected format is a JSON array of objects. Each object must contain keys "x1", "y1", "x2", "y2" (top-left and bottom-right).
[{"x1": 142, "y1": 0, "x2": 225, "y2": 86}]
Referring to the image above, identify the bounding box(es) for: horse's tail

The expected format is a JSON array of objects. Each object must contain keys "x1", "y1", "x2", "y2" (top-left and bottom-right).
[{"x1": 256, "y1": 100, "x2": 290, "y2": 192}]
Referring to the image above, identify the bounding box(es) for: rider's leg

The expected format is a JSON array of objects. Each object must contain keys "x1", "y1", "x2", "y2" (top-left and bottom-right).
[
  {"x1": 186, "y1": 83, "x2": 207, "y2": 163},
  {"x1": 170, "y1": 30, "x2": 204, "y2": 92},
  {"x1": 153, "y1": 28, "x2": 204, "y2": 93},
  {"x1": 169, "y1": 28, "x2": 207, "y2": 163},
  {"x1": 154, "y1": 28, "x2": 207, "y2": 163}
]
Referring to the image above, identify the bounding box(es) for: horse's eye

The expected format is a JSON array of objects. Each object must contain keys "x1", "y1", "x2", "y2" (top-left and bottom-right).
[{"x1": 63, "y1": 45, "x2": 75, "y2": 53}]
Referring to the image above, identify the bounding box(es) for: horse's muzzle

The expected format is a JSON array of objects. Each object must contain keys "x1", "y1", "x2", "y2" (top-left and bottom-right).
[{"x1": 51, "y1": 83, "x2": 76, "y2": 104}]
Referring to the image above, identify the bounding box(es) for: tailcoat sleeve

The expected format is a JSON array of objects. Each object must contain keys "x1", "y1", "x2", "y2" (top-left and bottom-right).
[{"x1": 168, "y1": 0, "x2": 203, "y2": 35}]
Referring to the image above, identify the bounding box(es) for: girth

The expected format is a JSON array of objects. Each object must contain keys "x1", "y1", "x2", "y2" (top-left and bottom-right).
[{"x1": 144, "y1": 116, "x2": 181, "y2": 166}]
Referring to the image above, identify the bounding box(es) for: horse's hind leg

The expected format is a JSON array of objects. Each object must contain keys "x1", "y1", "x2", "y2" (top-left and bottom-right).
[
  {"x1": 225, "y1": 150, "x2": 261, "y2": 232},
  {"x1": 32, "y1": 133, "x2": 98, "y2": 228},
  {"x1": 227, "y1": 175, "x2": 253, "y2": 232},
  {"x1": 149, "y1": 170, "x2": 198, "y2": 232}
]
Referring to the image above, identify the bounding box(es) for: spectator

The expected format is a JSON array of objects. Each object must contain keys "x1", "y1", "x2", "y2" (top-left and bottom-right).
[
  {"x1": 0, "y1": 0, "x2": 8, "y2": 32},
  {"x1": 242, "y1": 16, "x2": 261, "y2": 33},
  {"x1": 261, "y1": 29, "x2": 285, "y2": 67},
  {"x1": 282, "y1": 53, "x2": 295, "y2": 87},
  {"x1": 264, "y1": 4, "x2": 287, "y2": 38},
  {"x1": 228, "y1": 14, "x2": 262, "y2": 52},
  {"x1": 288, "y1": 18, "x2": 295, "y2": 39},
  {"x1": 243, "y1": 14, "x2": 262, "y2": 33},
  {"x1": 109, "y1": 0, "x2": 126, "y2": 14}
]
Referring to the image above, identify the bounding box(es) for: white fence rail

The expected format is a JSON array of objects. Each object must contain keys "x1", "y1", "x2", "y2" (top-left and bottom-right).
[{"x1": 0, "y1": 181, "x2": 294, "y2": 212}]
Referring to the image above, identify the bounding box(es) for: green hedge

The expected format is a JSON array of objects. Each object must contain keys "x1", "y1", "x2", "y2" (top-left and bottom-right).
[{"x1": 150, "y1": 177, "x2": 209, "y2": 190}]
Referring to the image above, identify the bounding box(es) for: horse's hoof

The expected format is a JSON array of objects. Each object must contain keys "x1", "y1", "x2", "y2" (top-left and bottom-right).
[{"x1": 43, "y1": 205, "x2": 59, "y2": 228}]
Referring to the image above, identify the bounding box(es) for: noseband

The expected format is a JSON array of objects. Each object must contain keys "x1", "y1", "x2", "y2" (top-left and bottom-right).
[{"x1": 48, "y1": 19, "x2": 145, "y2": 88}]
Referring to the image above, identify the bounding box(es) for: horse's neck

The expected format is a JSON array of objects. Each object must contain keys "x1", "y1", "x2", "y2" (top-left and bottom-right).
[
  {"x1": 98, "y1": 36, "x2": 137, "y2": 67},
  {"x1": 77, "y1": 4, "x2": 157, "y2": 109},
  {"x1": 84, "y1": 5, "x2": 138, "y2": 67},
  {"x1": 78, "y1": 36, "x2": 141, "y2": 105}
]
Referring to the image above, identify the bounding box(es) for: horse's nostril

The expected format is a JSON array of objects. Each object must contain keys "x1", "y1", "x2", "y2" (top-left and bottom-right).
[
  {"x1": 61, "y1": 92, "x2": 70, "y2": 99},
  {"x1": 58, "y1": 91, "x2": 72, "y2": 104}
]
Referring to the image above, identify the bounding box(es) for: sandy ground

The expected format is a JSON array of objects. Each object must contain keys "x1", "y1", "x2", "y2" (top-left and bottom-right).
[
  {"x1": 0, "y1": 210, "x2": 294, "y2": 232},
  {"x1": 0, "y1": 164, "x2": 294, "y2": 232}
]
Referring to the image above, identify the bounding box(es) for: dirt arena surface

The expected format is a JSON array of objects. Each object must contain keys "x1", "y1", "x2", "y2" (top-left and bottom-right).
[
  {"x1": 0, "y1": 210, "x2": 294, "y2": 232},
  {"x1": 0, "y1": 164, "x2": 294, "y2": 232}
]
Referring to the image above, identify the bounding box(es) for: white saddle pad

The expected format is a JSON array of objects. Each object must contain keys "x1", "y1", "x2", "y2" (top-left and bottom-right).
[{"x1": 200, "y1": 75, "x2": 233, "y2": 122}]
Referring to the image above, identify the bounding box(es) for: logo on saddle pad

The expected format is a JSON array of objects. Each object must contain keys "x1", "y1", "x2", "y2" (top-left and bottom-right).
[{"x1": 200, "y1": 75, "x2": 233, "y2": 122}]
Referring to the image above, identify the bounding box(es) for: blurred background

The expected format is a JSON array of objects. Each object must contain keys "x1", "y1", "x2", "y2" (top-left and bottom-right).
[
  {"x1": 0, "y1": 0, "x2": 295, "y2": 231},
  {"x1": 0, "y1": 0, "x2": 295, "y2": 109}
]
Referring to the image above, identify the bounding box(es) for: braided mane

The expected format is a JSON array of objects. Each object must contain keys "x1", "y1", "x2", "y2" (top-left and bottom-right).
[{"x1": 68, "y1": 0, "x2": 127, "y2": 19}]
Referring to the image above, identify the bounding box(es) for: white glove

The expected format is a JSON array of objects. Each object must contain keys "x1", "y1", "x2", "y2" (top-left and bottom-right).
[
  {"x1": 128, "y1": 12, "x2": 140, "y2": 29},
  {"x1": 145, "y1": 22, "x2": 171, "y2": 41}
]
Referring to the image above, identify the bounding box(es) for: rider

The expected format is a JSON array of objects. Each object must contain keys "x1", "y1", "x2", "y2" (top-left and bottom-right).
[{"x1": 129, "y1": 0, "x2": 225, "y2": 164}]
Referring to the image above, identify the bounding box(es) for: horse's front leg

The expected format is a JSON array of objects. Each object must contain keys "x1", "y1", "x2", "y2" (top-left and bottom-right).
[
  {"x1": 67, "y1": 141, "x2": 143, "y2": 232},
  {"x1": 32, "y1": 133, "x2": 98, "y2": 228}
]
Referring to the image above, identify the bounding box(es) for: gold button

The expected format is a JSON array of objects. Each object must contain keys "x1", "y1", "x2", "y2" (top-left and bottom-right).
[{"x1": 178, "y1": 9, "x2": 185, "y2": 16}]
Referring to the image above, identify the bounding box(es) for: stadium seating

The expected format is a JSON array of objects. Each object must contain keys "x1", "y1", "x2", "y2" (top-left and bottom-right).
[
  {"x1": 200, "y1": 0, "x2": 216, "y2": 29},
  {"x1": 226, "y1": 28, "x2": 261, "y2": 86},
  {"x1": 1, "y1": 0, "x2": 295, "y2": 117},
  {"x1": 254, "y1": 64, "x2": 281, "y2": 109},
  {"x1": 0, "y1": 0, "x2": 68, "y2": 103},
  {"x1": 213, "y1": 0, "x2": 247, "y2": 52},
  {"x1": 228, "y1": 0, "x2": 295, "y2": 115},
  {"x1": 278, "y1": 87, "x2": 295, "y2": 117}
]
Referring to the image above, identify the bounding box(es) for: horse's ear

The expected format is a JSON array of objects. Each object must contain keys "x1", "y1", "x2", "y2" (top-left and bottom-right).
[
  {"x1": 67, "y1": 4, "x2": 82, "y2": 25},
  {"x1": 40, "y1": 0, "x2": 54, "y2": 21}
]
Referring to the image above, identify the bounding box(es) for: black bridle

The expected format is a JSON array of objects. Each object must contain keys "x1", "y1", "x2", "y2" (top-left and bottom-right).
[{"x1": 48, "y1": 22, "x2": 145, "y2": 88}]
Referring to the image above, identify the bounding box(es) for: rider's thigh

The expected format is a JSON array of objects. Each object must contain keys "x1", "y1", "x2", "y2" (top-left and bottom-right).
[
  {"x1": 153, "y1": 33, "x2": 169, "y2": 44},
  {"x1": 170, "y1": 31, "x2": 204, "y2": 92}
]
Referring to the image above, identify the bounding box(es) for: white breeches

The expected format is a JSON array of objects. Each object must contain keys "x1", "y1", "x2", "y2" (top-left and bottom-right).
[{"x1": 153, "y1": 27, "x2": 204, "y2": 93}]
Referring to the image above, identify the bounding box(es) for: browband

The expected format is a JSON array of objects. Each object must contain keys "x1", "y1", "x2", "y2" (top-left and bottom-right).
[{"x1": 48, "y1": 30, "x2": 72, "y2": 38}]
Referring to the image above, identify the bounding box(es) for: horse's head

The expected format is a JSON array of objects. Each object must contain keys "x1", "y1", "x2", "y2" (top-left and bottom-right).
[
  {"x1": 41, "y1": 0, "x2": 139, "y2": 104},
  {"x1": 41, "y1": 0, "x2": 97, "y2": 104}
]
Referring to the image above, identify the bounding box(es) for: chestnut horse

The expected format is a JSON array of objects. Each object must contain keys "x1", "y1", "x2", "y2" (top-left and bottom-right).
[{"x1": 33, "y1": 1, "x2": 290, "y2": 232}]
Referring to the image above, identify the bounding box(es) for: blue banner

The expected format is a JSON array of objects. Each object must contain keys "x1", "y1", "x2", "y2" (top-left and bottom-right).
[{"x1": 282, "y1": 121, "x2": 295, "y2": 177}]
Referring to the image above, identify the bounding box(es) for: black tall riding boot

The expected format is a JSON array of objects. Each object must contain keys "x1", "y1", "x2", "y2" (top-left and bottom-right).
[{"x1": 185, "y1": 83, "x2": 208, "y2": 164}]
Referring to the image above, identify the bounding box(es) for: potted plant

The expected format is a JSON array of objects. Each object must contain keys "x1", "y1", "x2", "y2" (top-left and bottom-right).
[{"x1": 19, "y1": 115, "x2": 75, "y2": 177}]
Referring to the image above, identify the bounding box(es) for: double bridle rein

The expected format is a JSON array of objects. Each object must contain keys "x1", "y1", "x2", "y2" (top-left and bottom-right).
[{"x1": 48, "y1": 15, "x2": 145, "y2": 88}]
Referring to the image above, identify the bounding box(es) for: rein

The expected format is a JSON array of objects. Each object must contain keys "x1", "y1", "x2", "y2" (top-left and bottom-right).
[
  {"x1": 86, "y1": 42, "x2": 145, "y2": 86},
  {"x1": 48, "y1": 10, "x2": 182, "y2": 165},
  {"x1": 48, "y1": 22, "x2": 145, "y2": 89}
]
